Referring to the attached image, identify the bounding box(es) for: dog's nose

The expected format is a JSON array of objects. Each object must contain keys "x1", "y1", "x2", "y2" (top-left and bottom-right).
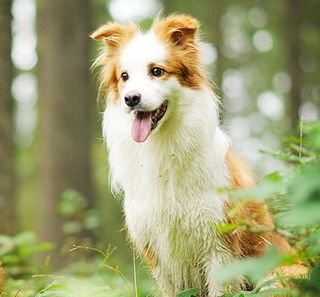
[{"x1": 124, "y1": 91, "x2": 141, "y2": 107}]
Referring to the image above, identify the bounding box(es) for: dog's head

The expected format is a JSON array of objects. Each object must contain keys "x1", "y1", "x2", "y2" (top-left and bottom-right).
[{"x1": 91, "y1": 15, "x2": 208, "y2": 143}]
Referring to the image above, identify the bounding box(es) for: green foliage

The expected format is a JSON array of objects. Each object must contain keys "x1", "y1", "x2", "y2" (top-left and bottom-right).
[
  {"x1": 0, "y1": 231, "x2": 53, "y2": 296},
  {"x1": 2, "y1": 241, "x2": 155, "y2": 297},
  {"x1": 0, "y1": 231, "x2": 53, "y2": 275},
  {"x1": 59, "y1": 190, "x2": 101, "y2": 236},
  {"x1": 180, "y1": 121, "x2": 320, "y2": 296},
  {"x1": 277, "y1": 164, "x2": 320, "y2": 227},
  {"x1": 1, "y1": 121, "x2": 319, "y2": 297},
  {"x1": 213, "y1": 121, "x2": 320, "y2": 297},
  {"x1": 35, "y1": 278, "x2": 114, "y2": 297},
  {"x1": 295, "y1": 263, "x2": 320, "y2": 296},
  {"x1": 176, "y1": 288, "x2": 200, "y2": 297},
  {"x1": 214, "y1": 247, "x2": 282, "y2": 285}
]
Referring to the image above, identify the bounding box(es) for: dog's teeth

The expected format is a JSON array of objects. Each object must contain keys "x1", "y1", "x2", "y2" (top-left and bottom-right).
[{"x1": 150, "y1": 100, "x2": 168, "y2": 131}]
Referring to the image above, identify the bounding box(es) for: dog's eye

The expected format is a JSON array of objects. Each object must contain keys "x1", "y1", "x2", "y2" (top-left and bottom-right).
[
  {"x1": 121, "y1": 72, "x2": 129, "y2": 81},
  {"x1": 151, "y1": 67, "x2": 164, "y2": 77}
]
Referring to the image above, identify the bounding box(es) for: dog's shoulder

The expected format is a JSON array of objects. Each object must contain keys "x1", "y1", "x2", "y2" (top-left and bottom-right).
[{"x1": 226, "y1": 149, "x2": 255, "y2": 189}]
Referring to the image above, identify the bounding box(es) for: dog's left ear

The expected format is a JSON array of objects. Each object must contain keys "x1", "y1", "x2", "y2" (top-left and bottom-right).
[
  {"x1": 154, "y1": 15, "x2": 199, "y2": 46},
  {"x1": 90, "y1": 22, "x2": 137, "y2": 49}
]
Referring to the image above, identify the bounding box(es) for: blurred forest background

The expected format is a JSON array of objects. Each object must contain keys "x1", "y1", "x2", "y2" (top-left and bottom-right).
[{"x1": 0, "y1": 0, "x2": 319, "y2": 294}]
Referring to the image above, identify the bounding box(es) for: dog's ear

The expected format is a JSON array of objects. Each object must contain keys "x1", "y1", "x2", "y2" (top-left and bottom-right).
[
  {"x1": 154, "y1": 15, "x2": 199, "y2": 46},
  {"x1": 90, "y1": 22, "x2": 137, "y2": 49}
]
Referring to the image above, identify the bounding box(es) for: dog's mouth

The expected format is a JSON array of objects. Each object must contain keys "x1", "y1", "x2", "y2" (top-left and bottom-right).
[{"x1": 131, "y1": 100, "x2": 168, "y2": 143}]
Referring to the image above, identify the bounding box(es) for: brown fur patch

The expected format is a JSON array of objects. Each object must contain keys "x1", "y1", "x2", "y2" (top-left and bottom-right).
[
  {"x1": 141, "y1": 244, "x2": 158, "y2": 269},
  {"x1": 91, "y1": 22, "x2": 138, "y2": 104},
  {"x1": 226, "y1": 150, "x2": 255, "y2": 189},
  {"x1": 261, "y1": 263, "x2": 308, "y2": 294},
  {"x1": 123, "y1": 223, "x2": 158, "y2": 269},
  {"x1": 224, "y1": 200, "x2": 274, "y2": 257},
  {"x1": 271, "y1": 264, "x2": 308, "y2": 280},
  {"x1": 224, "y1": 150, "x2": 293, "y2": 258},
  {"x1": 152, "y1": 15, "x2": 210, "y2": 89}
]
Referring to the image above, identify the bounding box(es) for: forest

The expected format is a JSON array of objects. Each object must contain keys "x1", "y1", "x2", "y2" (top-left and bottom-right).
[{"x1": 0, "y1": 0, "x2": 319, "y2": 296}]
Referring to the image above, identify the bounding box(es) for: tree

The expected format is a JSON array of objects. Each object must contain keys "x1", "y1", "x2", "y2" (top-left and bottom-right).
[
  {"x1": 0, "y1": 0, "x2": 16, "y2": 234},
  {"x1": 37, "y1": 0, "x2": 94, "y2": 250},
  {"x1": 210, "y1": 0, "x2": 225, "y2": 118},
  {"x1": 284, "y1": 0, "x2": 303, "y2": 128}
]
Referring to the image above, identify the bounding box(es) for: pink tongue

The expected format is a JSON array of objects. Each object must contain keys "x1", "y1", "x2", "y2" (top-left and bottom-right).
[{"x1": 131, "y1": 112, "x2": 152, "y2": 143}]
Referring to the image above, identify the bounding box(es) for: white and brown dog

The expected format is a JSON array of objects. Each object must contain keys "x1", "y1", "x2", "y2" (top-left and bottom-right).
[{"x1": 91, "y1": 15, "x2": 301, "y2": 297}]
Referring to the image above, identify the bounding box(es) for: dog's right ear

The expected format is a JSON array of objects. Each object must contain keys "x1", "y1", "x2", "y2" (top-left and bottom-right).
[
  {"x1": 90, "y1": 22, "x2": 137, "y2": 49},
  {"x1": 153, "y1": 15, "x2": 199, "y2": 47}
]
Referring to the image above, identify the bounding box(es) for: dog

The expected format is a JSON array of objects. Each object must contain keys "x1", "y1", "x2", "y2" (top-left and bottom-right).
[{"x1": 91, "y1": 15, "x2": 303, "y2": 297}]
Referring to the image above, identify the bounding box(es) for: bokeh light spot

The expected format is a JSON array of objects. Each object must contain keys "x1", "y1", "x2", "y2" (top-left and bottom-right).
[
  {"x1": 253, "y1": 30, "x2": 273, "y2": 52},
  {"x1": 257, "y1": 92, "x2": 284, "y2": 119},
  {"x1": 109, "y1": 0, "x2": 161, "y2": 22}
]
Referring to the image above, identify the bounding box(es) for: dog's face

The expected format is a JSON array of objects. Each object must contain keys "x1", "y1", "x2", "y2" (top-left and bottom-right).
[{"x1": 92, "y1": 15, "x2": 207, "y2": 143}]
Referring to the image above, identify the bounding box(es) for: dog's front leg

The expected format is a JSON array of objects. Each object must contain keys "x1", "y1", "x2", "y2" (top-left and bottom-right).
[
  {"x1": 152, "y1": 267, "x2": 177, "y2": 297},
  {"x1": 205, "y1": 252, "x2": 238, "y2": 297}
]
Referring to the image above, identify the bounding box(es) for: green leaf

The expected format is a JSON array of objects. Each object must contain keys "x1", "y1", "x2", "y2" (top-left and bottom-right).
[
  {"x1": 63, "y1": 221, "x2": 82, "y2": 235},
  {"x1": 58, "y1": 190, "x2": 87, "y2": 217},
  {"x1": 0, "y1": 235, "x2": 14, "y2": 256},
  {"x1": 19, "y1": 241, "x2": 54, "y2": 258},
  {"x1": 276, "y1": 202, "x2": 320, "y2": 227},
  {"x1": 231, "y1": 171, "x2": 284, "y2": 201},
  {"x1": 215, "y1": 222, "x2": 240, "y2": 234},
  {"x1": 176, "y1": 288, "x2": 200, "y2": 297},
  {"x1": 213, "y1": 247, "x2": 282, "y2": 284},
  {"x1": 249, "y1": 287, "x2": 295, "y2": 296},
  {"x1": 288, "y1": 165, "x2": 320, "y2": 204},
  {"x1": 36, "y1": 278, "x2": 113, "y2": 297},
  {"x1": 84, "y1": 210, "x2": 100, "y2": 230},
  {"x1": 14, "y1": 231, "x2": 37, "y2": 246}
]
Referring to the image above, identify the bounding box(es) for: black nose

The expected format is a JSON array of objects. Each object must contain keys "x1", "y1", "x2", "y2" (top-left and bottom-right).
[{"x1": 124, "y1": 91, "x2": 141, "y2": 107}]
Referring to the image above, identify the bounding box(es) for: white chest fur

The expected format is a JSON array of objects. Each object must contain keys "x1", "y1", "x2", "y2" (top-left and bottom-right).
[{"x1": 103, "y1": 88, "x2": 233, "y2": 294}]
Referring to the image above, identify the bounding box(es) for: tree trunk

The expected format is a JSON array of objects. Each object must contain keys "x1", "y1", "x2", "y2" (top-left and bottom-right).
[
  {"x1": 285, "y1": 0, "x2": 303, "y2": 128},
  {"x1": 0, "y1": 0, "x2": 16, "y2": 235},
  {"x1": 211, "y1": 0, "x2": 225, "y2": 119},
  {"x1": 38, "y1": 0, "x2": 93, "y2": 249}
]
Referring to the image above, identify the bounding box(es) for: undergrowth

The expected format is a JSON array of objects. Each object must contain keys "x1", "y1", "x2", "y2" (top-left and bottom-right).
[
  {"x1": 215, "y1": 121, "x2": 320, "y2": 297},
  {"x1": 0, "y1": 121, "x2": 319, "y2": 297}
]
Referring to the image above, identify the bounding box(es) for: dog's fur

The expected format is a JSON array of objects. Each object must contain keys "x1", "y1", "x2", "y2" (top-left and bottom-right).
[{"x1": 91, "y1": 15, "x2": 303, "y2": 296}]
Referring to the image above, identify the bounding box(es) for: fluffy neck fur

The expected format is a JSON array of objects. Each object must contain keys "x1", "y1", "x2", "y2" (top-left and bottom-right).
[{"x1": 103, "y1": 86, "x2": 230, "y2": 198}]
